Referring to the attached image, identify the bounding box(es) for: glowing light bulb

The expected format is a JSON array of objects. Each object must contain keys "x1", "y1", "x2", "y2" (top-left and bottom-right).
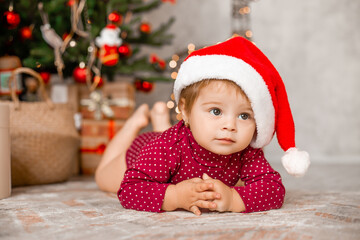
[
  {"x1": 169, "y1": 60, "x2": 177, "y2": 68},
  {"x1": 69, "y1": 40, "x2": 76, "y2": 47},
  {"x1": 172, "y1": 54, "x2": 179, "y2": 61},
  {"x1": 187, "y1": 43, "x2": 195, "y2": 51},
  {"x1": 245, "y1": 30, "x2": 253, "y2": 38},
  {"x1": 176, "y1": 113, "x2": 182, "y2": 121},
  {"x1": 171, "y1": 72, "x2": 178, "y2": 79},
  {"x1": 167, "y1": 101, "x2": 175, "y2": 109}
]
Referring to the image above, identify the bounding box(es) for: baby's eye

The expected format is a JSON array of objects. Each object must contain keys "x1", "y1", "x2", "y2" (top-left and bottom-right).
[
  {"x1": 210, "y1": 108, "x2": 222, "y2": 116},
  {"x1": 238, "y1": 113, "x2": 250, "y2": 120}
]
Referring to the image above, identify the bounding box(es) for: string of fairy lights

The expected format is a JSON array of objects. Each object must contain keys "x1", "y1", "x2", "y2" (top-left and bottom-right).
[{"x1": 166, "y1": 0, "x2": 257, "y2": 121}]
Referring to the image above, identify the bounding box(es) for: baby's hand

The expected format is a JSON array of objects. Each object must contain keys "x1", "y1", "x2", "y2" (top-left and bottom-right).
[
  {"x1": 174, "y1": 177, "x2": 221, "y2": 215},
  {"x1": 202, "y1": 173, "x2": 236, "y2": 212}
]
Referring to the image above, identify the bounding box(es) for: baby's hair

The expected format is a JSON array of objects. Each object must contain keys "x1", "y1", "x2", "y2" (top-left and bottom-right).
[{"x1": 179, "y1": 79, "x2": 249, "y2": 114}]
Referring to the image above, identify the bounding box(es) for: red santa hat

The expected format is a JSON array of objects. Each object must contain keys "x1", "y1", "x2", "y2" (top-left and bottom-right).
[{"x1": 173, "y1": 36, "x2": 310, "y2": 177}]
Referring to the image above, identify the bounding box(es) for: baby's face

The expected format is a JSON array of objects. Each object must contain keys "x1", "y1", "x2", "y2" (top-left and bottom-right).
[{"x1": 186, "y1": 80, "x2": 256, "y2": 155}]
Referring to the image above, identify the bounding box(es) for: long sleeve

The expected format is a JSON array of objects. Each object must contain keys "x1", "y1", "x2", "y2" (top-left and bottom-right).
[
  {"x1": 118, "y1": 138, "x2": 176, "y2": 213},
  {"x1": 234, "y1": 148, "x2": 285, "y2": 213}
]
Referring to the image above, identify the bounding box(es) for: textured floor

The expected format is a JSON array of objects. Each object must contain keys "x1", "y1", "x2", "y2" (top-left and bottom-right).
[{"x1": 0, "y1": 163, "x2": 359, "y2": 240}]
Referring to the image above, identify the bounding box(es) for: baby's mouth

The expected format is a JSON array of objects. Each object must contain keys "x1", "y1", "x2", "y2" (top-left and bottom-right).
[{"x1": 216, "y1": 138, "x2": 235, "y2": 143}]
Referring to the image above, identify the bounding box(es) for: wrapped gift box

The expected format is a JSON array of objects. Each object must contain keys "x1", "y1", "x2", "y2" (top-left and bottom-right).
[
  {"x1": 80, "y1": 119, "x2": 125, "y2": 175},
  {"x1": 79, "y1": 81, "x2": 135, "y2": 120}
]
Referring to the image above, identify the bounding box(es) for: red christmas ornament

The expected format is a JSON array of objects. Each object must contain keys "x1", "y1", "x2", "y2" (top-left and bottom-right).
[
  {"x1": 108, "y1": 12, "x2": 122, "y2": 24},
  {"x1": 62, "y1": 32, "x2": 70, "y2": 40},
  {"x1": 20, "y1": 26, "x2": 32, "y2": 40},
  {"x1": 140, "y1": 22, "x2": 151, "y2": 34},
  {"x1": 92, "y1": 76, "x2": 104, "y2": 88},
  {"x1": 162, "y1": 0, "x2": 177, "y2": 3},
  {"x1": 118, "y1": 43, "x2": 132, "y2": 58},
  {"x1": 142, "y1": 81, "x2": 153, "y2": 92},
  {"x1": 39, "y1": 72, "x2": 51, "y2": 84},
  {"x1": 95, "y1": 24, "x2": 122, "y2": 66},
  {"x1": 134, "y1": 79, "x2": 143, "y2": 91},
  {"x1": 67, "y1": 0, "x2": 76, "y2": 6},
  {"x1": 3, "y1": 10, "x2": 20, "y2": 29},
  {"x1": 157, "y1": 59, "x2": 166, "y2": 70},
  {"x1": 73, "y1": 67, "x2": 88, "y2": 83},
  {"x1": 134, "y1": 79, "x2": 154, "y2": 92},
  {"x1": 149, "y1": 54, "x2": 166, "y2": 70}
]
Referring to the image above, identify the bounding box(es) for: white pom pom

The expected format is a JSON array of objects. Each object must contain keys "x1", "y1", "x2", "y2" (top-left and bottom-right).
[{"x1": 281, "y1": 147, "x2": 310, "y2": 177}]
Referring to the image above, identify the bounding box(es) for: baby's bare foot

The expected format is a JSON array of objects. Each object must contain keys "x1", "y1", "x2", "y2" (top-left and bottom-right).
[
  {"x1": 151, "y1": 102, "x2": 172, "y2": 132},
  {"x1": 127, "y1": 104, "x2": 150, "y2": 131}
]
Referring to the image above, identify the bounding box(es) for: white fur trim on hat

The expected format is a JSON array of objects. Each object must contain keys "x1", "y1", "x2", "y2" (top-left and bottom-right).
[
  {"x1": 174, "y1": 54, "x2": 275, "y2": 148},
  {"x1": 281, "y1": 147, "x2": 310, "y2": 177}
]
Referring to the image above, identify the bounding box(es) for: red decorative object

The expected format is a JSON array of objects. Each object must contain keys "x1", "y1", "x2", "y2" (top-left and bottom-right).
[
  {"x1": 73, "y1": 67, "x2": 88, "y2": 83},
  {"x1": 134, "y1": 79, "x2": 154, "y2": 93},
  {"x1": 39, "y1": 72, "x2": 51, "y2": 84},
  {"x1": 95, "y1": 24, "x2": 122, "y2": 66},
  {"x1": 3, "y1": 10, "x2": 20, "y2": 29},
  {"x1": 139, "y1": 22, "x2": 151, "y2": 34},
  {"x1": 67, "y1": 0, "x2": 75, "y2": 6},
  {"x1": 118, "y1": 43, "x2": 132, "y2": 58},
  {"x1": 62, "y1": 32, "x2": 70, "y2": 40},
  {"x1": 108, "y1": 11, "x2": 122, "y2": 24},
  {"x1": 149, "y1": 54, "x2": 166, "y2": 70},
  {"x1": 142, "y1": 81, "x2": 153, "y2": 92},
  {"x1": 92, "y1": 76, "x2": 104, "y2": 88},
  {"x1": 162, "y1": 0, "x2": 177, "y2": 4},
  {"x1": 20, "y1": 26, "x2": 32, "y2": 40},
  {"x1": 99, "y1": 45, "x2": 119, "y2": 66}
]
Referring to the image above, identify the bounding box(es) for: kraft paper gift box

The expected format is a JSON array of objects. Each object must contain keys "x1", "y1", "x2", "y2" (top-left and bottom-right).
[
  {"x1": 80, "y1": 119, "x2": 125, "y2": 175},
  {"x1": 79, "y1": 81, "x2": 135, "y2": 120}
]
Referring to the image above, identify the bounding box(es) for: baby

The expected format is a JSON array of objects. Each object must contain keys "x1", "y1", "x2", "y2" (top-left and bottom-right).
[{"x1": 95, "y1": 36, "x2": 310, "y2": 215}]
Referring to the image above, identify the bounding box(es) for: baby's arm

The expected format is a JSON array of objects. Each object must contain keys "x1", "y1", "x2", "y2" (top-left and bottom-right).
[
  {"x1": 234, "y1": 148, "x2": 285, "y2": 213},
  {"x1": 118, "y1": 139, "x2": 220, "y2": 214},
  {"x1": 162, "y1": 178, "x2": 220, "y2": 215},
  {"x1": 202, "y1": 148, "x2": 285, "y2": 213}
]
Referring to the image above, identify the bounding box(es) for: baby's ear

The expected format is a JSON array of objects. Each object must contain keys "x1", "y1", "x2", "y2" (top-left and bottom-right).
[{"x1": 178, "y1": 98, "x2": 188, "y2": 121}]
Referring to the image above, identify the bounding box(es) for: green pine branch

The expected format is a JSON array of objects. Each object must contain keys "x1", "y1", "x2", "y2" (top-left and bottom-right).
[
  {"x1": 126, "y1": 17, "x2": 175, "y2": 46},
  {"x1": 1, "y1": 0, "x2": 175, "y2": 83}
]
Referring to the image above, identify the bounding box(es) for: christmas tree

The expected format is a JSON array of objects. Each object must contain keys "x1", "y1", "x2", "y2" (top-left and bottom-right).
[{"x1": 0, "y1": 0, "x2": 175, "y2": 89}]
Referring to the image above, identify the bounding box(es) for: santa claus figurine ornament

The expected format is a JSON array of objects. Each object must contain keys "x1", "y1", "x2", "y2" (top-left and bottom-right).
[{"x1": 95, "y1": 24, "x2": 122, "y2": 66}]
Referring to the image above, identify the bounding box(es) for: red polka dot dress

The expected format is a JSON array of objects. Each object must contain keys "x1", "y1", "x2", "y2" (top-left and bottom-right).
[{"x1": 118, "y1": 121, "x2": 285, "y2": 213}]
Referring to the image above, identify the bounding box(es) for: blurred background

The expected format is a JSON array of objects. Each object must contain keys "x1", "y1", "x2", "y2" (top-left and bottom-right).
[{"x1": 1, "y1": 0, "x2": 359, "y2": 170}]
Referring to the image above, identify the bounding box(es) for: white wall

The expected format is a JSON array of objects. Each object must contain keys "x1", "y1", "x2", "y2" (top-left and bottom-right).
[{"x1": 140, "y1": 0, "x2": 360, "y2": 163}]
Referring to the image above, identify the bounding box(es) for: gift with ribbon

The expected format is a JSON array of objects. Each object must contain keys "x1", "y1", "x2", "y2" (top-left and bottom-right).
[
  {"x1": 80, "y1": 118, "x2": 124, "y2": 174},
  {"x1": 79, "y1": 81, "x2": 135, "y2": 120}
]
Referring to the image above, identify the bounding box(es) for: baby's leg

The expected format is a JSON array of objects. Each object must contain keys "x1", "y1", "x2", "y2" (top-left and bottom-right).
[
  {"x1": 151, "y1": 101, "x2": 172, "y2": 132},
  {"x1": 95, "y1": 104, "x2": 150, "y2": 193}
]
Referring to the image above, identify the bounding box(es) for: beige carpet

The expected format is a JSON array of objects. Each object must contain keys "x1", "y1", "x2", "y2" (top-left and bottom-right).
[{"x1": 1, "y1": 163, "x2": 359, "y2": 240}]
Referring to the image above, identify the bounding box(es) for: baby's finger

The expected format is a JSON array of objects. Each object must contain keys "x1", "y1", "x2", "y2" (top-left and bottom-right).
[
  {"x1": 189, "y1": 205, "x2": 201, "y2": 216},
  {"x1": 195, "y1": 182, "x2": 214, "y2": 192},
  {"x1": 194, "y1": 200, "x2": 217, "y2": 210},
  {"x1": 189, "y1": 177, "x2": 203, "y2": 183},
  {"x1": 199, "y1": 191, "x2": 221, "y2": 200}
]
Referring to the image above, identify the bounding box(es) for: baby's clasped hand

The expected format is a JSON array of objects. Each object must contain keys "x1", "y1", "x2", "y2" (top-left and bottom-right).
[
  {"x1": 163, "y1": 177, "x2": 221, "y2": 215},
  {"x1": 163, "y1": 174, "x2": 245, "y2": 215},
  {"x1": 202, "y1": 173, "x2": 245, "y2": 213}
]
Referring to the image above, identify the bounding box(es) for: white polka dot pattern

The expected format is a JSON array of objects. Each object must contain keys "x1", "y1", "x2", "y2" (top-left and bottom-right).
[{"x1": 118, "y1": 121, "x2": 285, "y2": 213}]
